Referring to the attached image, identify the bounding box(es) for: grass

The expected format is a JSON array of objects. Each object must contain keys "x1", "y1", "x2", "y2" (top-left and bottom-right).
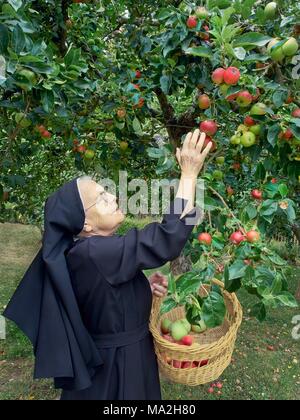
[{"x1": 0, "y1": 223, "x2": 299, "y2": 400}]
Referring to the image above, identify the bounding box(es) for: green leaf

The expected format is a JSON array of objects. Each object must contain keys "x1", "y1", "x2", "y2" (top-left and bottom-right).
[
  {"x1": 233, "y1": 33, "x2": 272, "y2": 47},
  {"x1": 183, "y1": 46, "x2": 213, "y2": 58},
  {"x1": 41, "y1": 90, "x2": 54, "y2": 113},
  {"x1": 272, "y1": 90, "x2": 288, "y2": 108},
  {"x1": 146, "y1": 147, "x2": 166, "y2": 159},
  {"x1": 160, "y1": 297, "x2": 178, "y2": 315},
  {"x1": 245, "y1": 204, "x2": 257, "y2": 220},
  {"x1": 267, "y1": 124, "x2": 281, "y2": 147},
  {"x1": 7, "y1": 0, "x2": 22, "y2": 11},
  {"x1": 132, "y1": 117, "x2": 143, "y2": 136},
  {"x1": 0, "y1": 24, "x2": 9, "y2": 54},
  {"x1": 12, "y1": 24, "x2": 26, "y2": 54},
  {"x1": 260, "y1": 200, "x2": 278, "y2": 217},
  {"x1": 202, "y1": 291, "x2": 226, "y2": 328},
  {"x1": 278, "y1": 183, "x2": 288, "y2": 198},
  {"x1": 233, "y1": 47, "x2": 246, "y2": 60},
  {"x1": 176, "y1": 272, "x2": 200, "y2": 296},
  {"x1": 275, "y1": 292, "x2": 298, "y2": 308},
  {"x1": 250, "y1": 302, "x2": 266, "y2": 322},
  {"x1": 160, "y1": 75, "x2": 172, "y2": 95}
]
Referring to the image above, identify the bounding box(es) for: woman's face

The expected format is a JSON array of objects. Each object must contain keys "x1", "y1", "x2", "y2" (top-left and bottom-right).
[{"x1": 78, "y1": 179, "x2": 125, "y2": 236}]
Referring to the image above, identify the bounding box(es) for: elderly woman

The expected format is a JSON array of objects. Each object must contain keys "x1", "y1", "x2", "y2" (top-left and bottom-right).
[{"x1": 3, "y1": 129, "x2": 211, "y2": 400}]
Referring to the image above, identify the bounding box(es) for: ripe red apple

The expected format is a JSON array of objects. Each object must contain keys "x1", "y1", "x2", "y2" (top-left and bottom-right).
[
  {"x1": 203, "y1": 136, "x2": 217, "y2": 152},
  {"x1": 41, "y1": 130, "x2": 51, "y2": 139},
  {"x1": 36, "y1": 124, "x2": 46, "y2": 133},
  {"x1": 200, "y1": 32, "x2": 210, "y2": 41},
  {"x1": 251, "y1": 189, "x2": 263, "y2": 200},
  {"x1": 208, "y1": 387, "x2": 214, "y2": 394},
  {"x1": 244, "y1": 116, "x2": 255, "y2": 126},
  {"x1": 77, "y1": 145, "x2": 86, "y2": 153},
  {"x1": 226, "y1": 92, "x2": 239, "y2": 102},
  {"x1": 198, "y1": 94, "x2": 211, "y2": 109},
  {"x1": 282, "y1": 128, "x2": 293, "y2": 140},
  {"x1": 223, "y1": 67, "x2": 240, "y2": 85},
  {"x1": 229, "y1": 231, "x2": 245, "y2": 245},
  {"x1": 286, "y1": 95, "x2": 294, "y2": 104},
  {"x1": 180, "y1": 335, "x2": 194, "y2": 346},
  {"x1": 271, "y1": 178, "x2": 277, "y2": 184},
  {"x1": 236, "y1": 90, "x2": 252, "y2": 107},
  {"x1": 200, "y1": 120, "x2": 218, "y2": 136},
  {"x1": 246, "y1": 230, "x2": 260, "y2": 243},
  {"x1": 211, "y1": 68, "x2": 225, "y2": 85},
  {"x1": 244, "y1": 259, "x2": 252, "y2": 265},
  {"x1": 187, "y1": 16, "x2": 198, "y2": 29},
  {"x1": 182, "y1": 361, "x2": 192, "y2": 369},
  {"x1": 292, "y1": 108, "x2": 300, "y2": 118},
  {"x1": 199, "y1": 359, "x2": 209, "y2": 367},
  {"x1": 162, "y1": 334, "x2": 175, "y2": 343},
  {"x1": 172, "y1": 360, "x2": 181, "y2": 368},
  {"x1": 198, "y1": 232, "x2": 212, "y2": 245},
  {"x1": 135, "y1": 70, "x2": 142, "y2": 79}
]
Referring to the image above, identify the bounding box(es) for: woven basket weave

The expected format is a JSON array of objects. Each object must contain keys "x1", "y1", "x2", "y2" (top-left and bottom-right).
[{"x1": 149, "y1": 279, "x2": 243, "y2": 386}]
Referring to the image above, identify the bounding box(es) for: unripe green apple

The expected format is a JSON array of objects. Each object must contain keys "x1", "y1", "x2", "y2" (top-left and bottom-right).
[
  {"x1": 216, "y1": 156, "x2": 225, "y2": 165},
  {"x1": 264, "y1": 2, "x2": 277, "y2": 19},
  {"x1": 249, "y1": 124, "x2": 261, "y2": 136},
  {"x1": 230, "y1": 134, "x2": 241, "y2": 145},
  {"x1": 240, "y1": 131, "x2": 256, "y2": 147},
  {"x1": 250, "y1": 103, "x2": 267, "y2": 116},
  {"x1": 282, "y1": 37, "x2": 299, "y2": 57}
]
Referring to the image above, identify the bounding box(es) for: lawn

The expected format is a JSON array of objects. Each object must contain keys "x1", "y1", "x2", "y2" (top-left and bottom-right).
[{"x1": 0, "y1": 222, "x2": 299, "y2": 400}]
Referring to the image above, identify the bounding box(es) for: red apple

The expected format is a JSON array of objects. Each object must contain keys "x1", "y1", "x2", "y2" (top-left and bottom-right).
[
  {"x1": 198, "y1": 232, "x2": 212, "y2": 245},
  {"x1": 236, "y1": 90, "x2": 252, "y2": 107},
  {"x1": 198, "y1": 94, "x2": 211, "y2": 109},
  {"x1": 292, "y1": 108, "x2": 300, "y2": 118},
  {"x1": 232, "y1": 162, "x2": 241, "y2": 171},
  {"x1": 244, "y1": 116, "x2": 255, "y2": 126},
  {"x1": 211, "y1": 68, "x2": 225, "y2": 85},
  {"x1": 180, "y1": 335, "x2": 194, "y2": 346},
  {"x1": 135, "y1": 70, "x2": 142, "y2": 79},
  {"x1": 187, "y1": 16, "x2": 198, "y2": 29},
  {"x1": 200, "y1": 120, "x2": 218, "y2": 136},
  {"x1": 282, "y1": 128, "x2": 293, "y2": 140},
  {"x1": 203, "y1": 136, "x2": 217, "y2": 152},
  {"x1": 182, "y1": 361, "x2": 192, "y2": 369},
  {"x1": 251, "y1": 189, "x2": 263, "y2": 200},
  {"x1": 77, "y1": 145, "x2": 86, "y2": 153},
  {"x1": 223, "y1": 67, "x2": 240, "y2": 85},
  {"x1": 246, "y1": 230, "x2": 260, "y2": 243},
  {"x1": 271, "y1": 178, "x2": 277, "y2": 184},
  {"x1": 41, "y1": 130, "x2": 51, "y2": 139},
  {"x1": 173, "y1": 360, "x2": 182, "y2": 368},
  {"x1": 133, "y1": 97, "x2": 145, "y2": 109},
  {"x1": 229, "y1": 231, "x2": 245, "y2": 245}
]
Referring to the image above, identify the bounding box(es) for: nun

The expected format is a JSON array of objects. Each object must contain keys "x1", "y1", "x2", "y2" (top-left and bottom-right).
[{"x1": 2, "y1": 129, "x2": 211, "y2": 400}]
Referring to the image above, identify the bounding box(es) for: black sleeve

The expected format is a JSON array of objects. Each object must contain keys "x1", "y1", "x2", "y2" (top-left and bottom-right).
[{"x1": 88, "y1": 198, "x2": 201, "y2": 286}]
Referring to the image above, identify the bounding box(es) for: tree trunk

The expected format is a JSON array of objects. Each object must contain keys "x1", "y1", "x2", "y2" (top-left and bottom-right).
[{"x1": 170, "y1": 254, "x2": 192, "y2": 276}]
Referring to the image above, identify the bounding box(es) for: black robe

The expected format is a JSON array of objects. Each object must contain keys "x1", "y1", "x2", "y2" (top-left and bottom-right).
[{"x1": 60, "y1": 198, "x2": 199, "y2": 400}]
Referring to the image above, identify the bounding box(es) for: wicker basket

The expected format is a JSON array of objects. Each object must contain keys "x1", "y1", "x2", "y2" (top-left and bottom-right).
[{"x1": 149, "y1": 279, "x2": 243, "y2": 386}]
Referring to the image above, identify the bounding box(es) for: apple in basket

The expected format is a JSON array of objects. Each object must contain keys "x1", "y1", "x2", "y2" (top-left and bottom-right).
[
  {"x1": 161, "y1": 318, "x2": 172, "y2": 334},
  {"x1": 171, "y1": 320, "x2": 191, "y2": 340},
  {"x1": 179, "y1": 335, "x2": 194, "y2": 346},
  {"x1": 191, "y1": 319, "x2": 207, "y2": 333},
  {"x1": 172, "y1": 360, "x2": 182, "y2": 368},
  {"x1": 162, "y1": 334, "x2": 175, "y2": 343}
]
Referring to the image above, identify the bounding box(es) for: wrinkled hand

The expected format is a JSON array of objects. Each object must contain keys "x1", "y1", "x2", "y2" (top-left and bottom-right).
[
  {"x1": 176, "y1": 129, "x2": 212, "y2": 178},
  {"x1": 149, "y1": 272, "x2": 168, "y2": 297}
]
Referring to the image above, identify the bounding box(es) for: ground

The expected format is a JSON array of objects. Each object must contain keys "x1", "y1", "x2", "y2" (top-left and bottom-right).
[{"x1": 0, "y1": 222, "x2": 299, "y2": 400}]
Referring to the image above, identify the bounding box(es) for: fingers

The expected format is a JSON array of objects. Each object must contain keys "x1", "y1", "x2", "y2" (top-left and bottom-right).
[
  {"x1": 201, "y1": 141, "x2": 213, "y2": 160},
  {"x1": 196, "y1": 132, "x2": 206, "y2": 153},
  {"x1": 190, "y1": 129, "x2": 201, "y2": 148},
  {"x1": 176, "y1": 148, "x2": 181, "y2": 164},
  {"x1": 182, "y1": 131, "x2": 193, "y2": 151}
]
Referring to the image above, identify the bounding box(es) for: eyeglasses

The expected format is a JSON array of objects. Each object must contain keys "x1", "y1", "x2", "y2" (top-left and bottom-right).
[{"x1": 84, "y1": 190, "x2": 109, "y2": 212}]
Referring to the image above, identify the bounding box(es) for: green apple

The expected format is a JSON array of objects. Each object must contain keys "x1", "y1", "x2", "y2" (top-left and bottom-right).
[
  {"x1": 270, "y1": 46, "x2": 285, "y2": 62},
  {"x1": 213, "y1": 170, "x2": 224, "y2": 180},
  {"x1": 240, "y1": 131, "x2": 256, "y2": 147},
  {"x1": 216, "y1": 156, "x2": 225, "y2": 165},
  {"x1": 250, "y1": 102, "x2": 267, "y2": 116},
  {"x1": 191, "y1": 319, "x2": 207, "y2": 333},
  {"x1": 15, "y1": 112, "x2": 31, "y2": 128},
  {"x1": 249, "y1": 124, "x2": 261, "y2": 136},
  {"x1": 230, "y1": 134, "x2": 241, "y2": 145},
  {"x1": 282, "y1": 37, "x2": 299, "y2": 57},
  {"x1": 264, "y1": 2, "x2": 277, "y2": 19}
]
